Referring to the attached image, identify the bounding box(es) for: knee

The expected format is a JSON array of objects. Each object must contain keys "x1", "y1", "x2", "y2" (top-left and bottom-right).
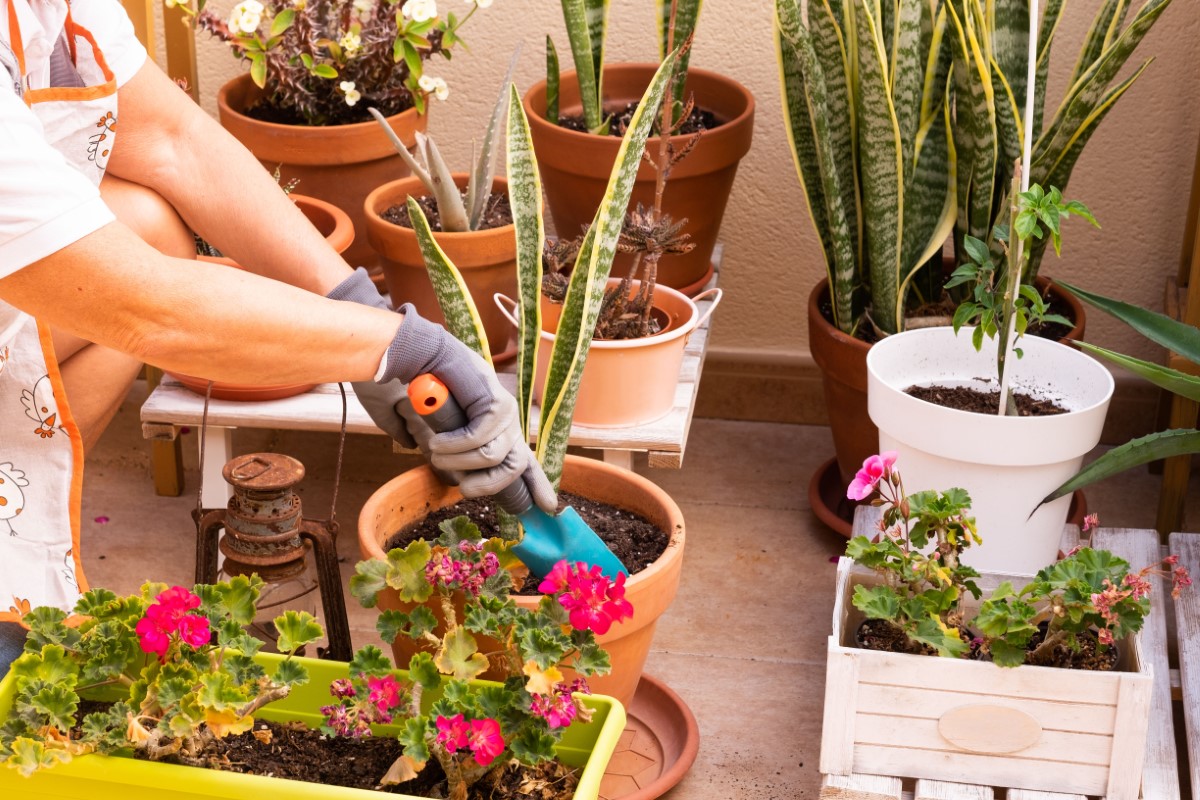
[{"x1": 100, "y1": 177, "x2": 196, "y2": 260}]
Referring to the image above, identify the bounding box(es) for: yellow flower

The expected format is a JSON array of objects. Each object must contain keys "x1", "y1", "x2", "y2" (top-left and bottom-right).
[{"x1": 522, "y1": 660, "x2": 563, "y2": 696}]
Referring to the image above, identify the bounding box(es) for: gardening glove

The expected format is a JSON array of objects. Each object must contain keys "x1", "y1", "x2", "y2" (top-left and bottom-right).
[{"x1": 326, "y1": 269, "x2": 558, "y2": 515}]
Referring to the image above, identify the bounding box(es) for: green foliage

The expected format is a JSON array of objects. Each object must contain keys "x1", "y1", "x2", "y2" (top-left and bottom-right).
[{"x1": 273, "y1": 611, "x2": 323, "y2": 654}]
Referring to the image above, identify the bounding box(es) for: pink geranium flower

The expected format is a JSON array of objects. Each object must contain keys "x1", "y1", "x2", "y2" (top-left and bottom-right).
[
  {"x1": 135, "y1": 586, "x2": 209, "y2": 661},
  {"x1": 367, "y1": 675, "x2": 402, "y2": 714},
  {"x1": 176, "y1": 613, "x2": 211, "y2": 648},
  {"x1": 530, "y1": 683, "x2": 579, "y2": 729},
  {"x1": 540, "y1": 561, "x2": 634, "y2": 635},
  {"x1": 435, "y1": 714, "x2": 470, "y2": 751},
  {"x1": 135, "y1": 616, "x2": 171, "y2": 660},
  {"x1": 466, "y1": 718, "x2": 504, "y2": 766},
  {"x1": 846, "y1": 451, "x2": 898, "y2": 501}
]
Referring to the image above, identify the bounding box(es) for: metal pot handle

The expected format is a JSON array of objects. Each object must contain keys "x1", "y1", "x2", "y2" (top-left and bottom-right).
[{"x1": 494, "y1": 293, "x2": 521, "y2": 327}]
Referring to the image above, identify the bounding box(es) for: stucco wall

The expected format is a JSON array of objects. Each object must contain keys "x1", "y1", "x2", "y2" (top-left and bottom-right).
[{"x1": 189, "y1": 1, "x2": 1200, "y2": 365}]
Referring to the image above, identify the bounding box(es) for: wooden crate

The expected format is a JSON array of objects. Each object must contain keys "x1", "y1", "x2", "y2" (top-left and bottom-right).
[{"x1": 820, "y1": 558, "x2": 1153, "y2": 800}]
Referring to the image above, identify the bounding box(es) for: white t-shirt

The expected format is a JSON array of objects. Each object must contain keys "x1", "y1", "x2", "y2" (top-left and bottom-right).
[{"x1": 0, "y1": 0, "x2": 147, "y2": 279}]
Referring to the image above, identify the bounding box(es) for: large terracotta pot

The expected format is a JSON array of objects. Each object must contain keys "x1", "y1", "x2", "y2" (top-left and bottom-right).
[
  {"x1": 807, "y1": 275, "x2": 1088, "y2": 536},
  {"x1": 497, "y1": 280, "x2": 722, "y2": 427},
  {"x1": 217, "y1": 74, "x2": 426, "y2": 271},
  {"x1": 173, "y1": 194, "x2": 354, "y2": 401},
  {"x1": 523, "y1": 64, "x2": 754, "y2": 296},
  {"x1": 364, "y1": 174, "x2": 518, "y2": 360},
  {"x1": 358, "y1": 455, "x2": 686, "y2": 709}
]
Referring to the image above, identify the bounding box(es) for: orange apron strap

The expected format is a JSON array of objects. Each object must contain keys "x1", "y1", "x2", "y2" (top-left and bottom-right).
[
  {"x1": 35, "y1": 321, "x2": 89, "y2": 596},
  {"x1": 63, "y1": 8, "x2": 114, "y2": 84}
]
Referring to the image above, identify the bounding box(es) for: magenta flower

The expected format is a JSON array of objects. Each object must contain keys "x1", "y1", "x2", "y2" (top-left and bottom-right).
[
  {"x1": 540, "y1": 561, "x2": 634, "y2": 635},
  {"x1": 135, "y1": 586, "x2": 209, "y2": 661},
  {"x1": 466, "y1": 718, "x2": 504, "y2": 766},
  {"x1": 135, "y1": 616, "x2": 171, "y2": 660},
  {"x1": 367, "y1": 675, "x2": 401, "y2": 714},
  {"x1": 435, "y1": 714, "x2": 470, "y2": 751},
  {"x1": 329, "y1": 678, "x2": 356, "y2": 699},
  {"x1": 530, "y1": 684, "x2": 578, "y2": 729},
  {"x1": 176, "y1": 613, "x2": 211, "y2": 648},
  {"x1": 846, "y1": 451, "x2": 898, "y2": 501}
]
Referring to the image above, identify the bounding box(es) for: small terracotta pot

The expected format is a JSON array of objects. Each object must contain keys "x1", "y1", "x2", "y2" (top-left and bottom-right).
[
  {"x1": 217, "y1": 74, "x2": 426, "y2": 270},
  {"x1": 364, "y1": 174, "x2": 518, "y2": 360},
  {"x1": 497, "y1": 281, "x2": 722, "y2": 428},
  {"x1": 523, "y1": 64, "x2": 754, "y2": 296},
  {"x1": 357, "y1": 454, "x2": 687, "y2": 710},
  {"x1": 175, "y1": 194, "x2": 354, "y2": 401}
]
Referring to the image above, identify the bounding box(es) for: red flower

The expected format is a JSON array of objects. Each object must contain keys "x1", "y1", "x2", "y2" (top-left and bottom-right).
[
  {"x1": 466, "y1": 718, "x2": 504, "y2": 766},
  {"x1": 540, "y1": 561, "x2": 635, "y2": 635},
  {"x1": 435, "y1": 714, "x2": 470, "y2": 751}
]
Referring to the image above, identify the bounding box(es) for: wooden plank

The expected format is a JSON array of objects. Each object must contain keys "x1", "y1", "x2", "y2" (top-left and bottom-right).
[
  {"x1": 1091, "y1": 528, "x2": 1179, "y2": 800},
  {"x1": 913, "y1": 780, "x2": 992, "y2": 800},
  {"x1": 855, "y1": 684, "x2": 1116, "y2": 734},
  {"x1": 819, "y1": 642, "x2": 861, "y2": 775},
  {"x1": 853, "y1": 745, "x2": 1108, "y2": 796},
  {"x1": 1169, "y1": 531, "x2": 1200, "y2": 800},
  {"x1": 1103, "y1": 674, "x2": 1153, "y2": 800},
  {"x1": 1002, "y1": 791, "x2": 1085, "y2": 800},
  {"x1": 821, "y1": 773, "x2": 903, "y2": 800}
]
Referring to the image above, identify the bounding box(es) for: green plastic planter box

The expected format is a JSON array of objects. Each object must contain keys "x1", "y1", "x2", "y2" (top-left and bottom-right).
[{"x1": 0, "y1": 651, "x2": 626, "y2": 800}]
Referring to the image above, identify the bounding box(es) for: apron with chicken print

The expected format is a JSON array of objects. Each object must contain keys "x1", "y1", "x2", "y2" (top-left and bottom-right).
[{"x1": 0, "y1": 0, "x2": 116, "y2": 623}]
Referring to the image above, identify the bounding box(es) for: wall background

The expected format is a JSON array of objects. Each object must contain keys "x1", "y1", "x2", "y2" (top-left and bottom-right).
[{"x1": 188, "y1": 0, "x2": 1200, "y2": 393}]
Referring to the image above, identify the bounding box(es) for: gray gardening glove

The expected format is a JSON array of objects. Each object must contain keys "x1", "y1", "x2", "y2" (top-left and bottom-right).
[{"x1": 326, "y1": 269, "x2": 557, "y2": 514}]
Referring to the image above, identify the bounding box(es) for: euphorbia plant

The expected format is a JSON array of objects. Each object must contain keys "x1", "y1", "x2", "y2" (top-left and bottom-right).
[
  {"x1": 846, "y1": 454, "x2": 1190, "y2": 667},
  {"x1": 347, "y1": 516, "x2": 630, "y2": 799},
  {"x1": 0, "y1": 577, "x2": 324, "y2": 775}
]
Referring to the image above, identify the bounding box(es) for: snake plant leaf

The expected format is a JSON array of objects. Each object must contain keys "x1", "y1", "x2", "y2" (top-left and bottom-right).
[
  {"x1": 506, "y1": 83, "x2": 545, "y2": 440},
  {"x1": 1044, "y1": 429, "x2": 1200, "y2": 504},
  {"x1": 368, "y1": 107, "x2": 431, "y2": 189},
  {"x1": 561, "y1": 0, "x2": 608, "y2": 133},
  {"x1": 535, "y1": 51, "x2": 679, "y2": 486},
  {"x1": 658, "y1": 0, "x2": 702, "y2": 118},
  {"x1": 1056, "y1": 280, "x2": 1200, "y2": 365},
  {"x1": 1032, "y1": 0, "x2": 1066, "y2": 139},
  {"x1": 1078, "y1": 343, "x2": 1200, "y2": 405},
  {"x1": 405, "y1": 197, "x2": 491, "y2": 362},
  {"x1": 890, "y1": 0, "x2": 923, "y2": 190},
  {"x1": 990, "y1": 56, "x2": 1023, "y2": 177},
  {"x1": 776, "y1": 0, "x2": 858, "y2": 332},
  {"x1": 467, "y1": 49, "x2": 520, "y2": 231},
  {"x1": 546, "y1": 36, "x2": 560, "y2": 124},
  {"x1": 989, "y1": 0, "x2": 1029, "y2": 118},
  {"x1": 852, "y1": 0, "x2": 904, "y2": 335},
  {"x1": 946, "y1": 0, "x2": 998, "y2": 248},
  {"x1": 899, "y1": 97, "x2": 956, "y2": 324},
  {"x1": 1069, "y1": 0, "x2": 1129, "y2": 91}
]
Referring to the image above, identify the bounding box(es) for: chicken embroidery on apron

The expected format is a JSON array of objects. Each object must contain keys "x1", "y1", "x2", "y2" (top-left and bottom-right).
[{"x1": 0, "y1": 0, "x2": 116, "y2": 622}]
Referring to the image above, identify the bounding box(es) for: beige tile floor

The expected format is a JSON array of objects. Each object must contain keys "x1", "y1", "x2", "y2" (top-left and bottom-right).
[{"x1": 78, "y1": 380, "x2": 1199, "y2": 799}]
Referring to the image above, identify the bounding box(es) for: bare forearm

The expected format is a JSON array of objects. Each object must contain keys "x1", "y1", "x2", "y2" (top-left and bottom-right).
[{"x1": 0, "y1": 223, "x2": 396, "y2": 385}]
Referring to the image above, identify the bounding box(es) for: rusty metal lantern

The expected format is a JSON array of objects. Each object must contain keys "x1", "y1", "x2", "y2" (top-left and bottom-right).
[{"x1": 195, "y1": 452, "x2": 352, "y2": 661}]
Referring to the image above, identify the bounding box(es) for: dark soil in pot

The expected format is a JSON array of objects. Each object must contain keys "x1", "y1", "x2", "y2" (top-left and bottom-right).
[
  {"x1": 854, "y1": 618, "x2": 977, "y2": 657},
  {"x1": 383, "y1": 493, "x2": 670, "y2": 593},
  {"x1": 1023, "y1": 623, "x2": 1119, "y2": 671},
  {"x1": 904, "y1": 385, "x2": 1069, "y2": 416},
  {"x1": 559, "y1": 102, "x2": 722, "y2": 136},
  {"x1": 381, "y1": 192, "x2": 513, "y2": 232}
]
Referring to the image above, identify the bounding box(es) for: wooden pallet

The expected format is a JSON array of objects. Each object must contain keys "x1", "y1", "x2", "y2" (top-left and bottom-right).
[{"x1": 825, "y1": 517, "x2": 1198, "y2": 800}]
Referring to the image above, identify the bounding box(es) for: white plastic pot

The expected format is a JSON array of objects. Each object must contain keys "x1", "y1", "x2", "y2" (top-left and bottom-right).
[{"x1": 866, "y1": 327, "x2": 1114, "y2": 575}]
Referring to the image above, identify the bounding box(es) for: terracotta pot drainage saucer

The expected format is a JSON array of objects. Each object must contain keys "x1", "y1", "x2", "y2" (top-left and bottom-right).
[
  {"x1": 598, "y1": 673, "x2": 699, "y2": 800},
  {"x1": 809, "y1": 456, "x2": 1089, "y2": 540}
]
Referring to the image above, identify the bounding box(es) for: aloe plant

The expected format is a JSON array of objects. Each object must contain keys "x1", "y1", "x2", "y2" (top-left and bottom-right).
[
  {"x1": 408, "y1": 53, "x2": 680, "y2": 488},
  {"x1": 776, "y1": 0, "x2": 956, "y2": 336},
  {"x1": 1043, "y1": 284, "x2": 1200, "y2": 503},
  {"x1": 546, "y1": 0, "x2": 700, "y2": 133},
  {"x1": 949, "y1": 0, "x2": 1173, "y2": 280},
  {"x1": 368, "y1": 52, "x2": 518, "y2": 233}
]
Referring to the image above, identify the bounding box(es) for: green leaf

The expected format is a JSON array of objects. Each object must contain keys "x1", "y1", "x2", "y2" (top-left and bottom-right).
[
  {"x1": 545, "y1": 36, "x2": 560, "y2": 124},
  {"x1": 250, "y1": 55, "x2": 267, "y2": 88},
  {"x1": 509, "y1": 727, "x2": 555, "y2": 763},
  {"x1": 560, "y1": 0, "x2": 607, "y2": 131},
  {"x1": 273, "y1": 611, "x2": 324, "y2": 654},
  {"x1": 1043, "y1": 429, "x2": 1200, "y2": 504},
  {"x1": 224, "y1": 654, "x2": 266, "y2": 686},
  {"x1": 377, "y1": 609, "x2": 411, "y2": 645},
  {"x1": 408, "y1": 652, "x2": 441, "y2": 690},
  {"x1": 658, "y1": 0, "x2": 702, "y2": 119},
  {"x1": 398, "y1": 718, "x2": 431, "y2": 764},
  {"x1": 989, "y1": 638, "x2": 1028, "y2": 668},
  {"x1": 387, "y1": 540, "x2": 435, "y2": 603},
  {"x1": 28, "y1": 684, "x2": 78, "y2": 732},
  {"x1": 351, "y1": 558, "x2": 390, "y2": 608},
  {"x1": 269, "y1": 8, "x2": 294, "y2": 37},
  {"x1": 434, "y1": 627, "x2": 489, "y2": 681},
  {"x1": 962, "y1": 235, "x2": 990, "y2": 266},
  {"x1": 4, "y1": 738, "x2": 70, "y2": 777},
  {"x1": 272, "y1": 659, "x2": 309, "y2": 687},
  {"x1": 573, "y1": 640, "x2": 611, "y2": 676},
  {"x1": 21, "y1": 607, "x2": 79, "y2": 654},
  {"x1": 215, "y1": 575, "x2": 263, "y2": 626},
  {"x1": 1079, "y1": 342, "x2": 1200, "y2": 404},
  {"x1": 350, "y1": 645, "x2": 393, "y2": 677},
  {"x1": 11, "y1": 645, "x2": 78, "y2": 689},
  {"x1": 407, "y1": 606, "x2": 438, "y2": 640},
  {"x1": 851, "y1": 585, "x2": 900, "y2": 621},
  {"x1": 1058, "y1": 280, "x2": 1200, "y2": 365},
  {"x1": 198, "y1": 673, "x2": 246, "y2": 711},
  {"x1": 312, "y1": 64, "x2": 338, "y2": 79},
  {"x1": 467, "y1": 50, "x2": 519, "y2": 231}
]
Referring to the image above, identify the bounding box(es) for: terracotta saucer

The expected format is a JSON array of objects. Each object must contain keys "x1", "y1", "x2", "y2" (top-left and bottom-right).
[
  {"x1": 809, "y1": 456, "x2": 1088, "y2": 539},
  {"x1": 167, "y1": 373, "x2": 317, "y2": 403},
  {"x1": 598, "y1": 673, "x2": 700, "y2": 800}
]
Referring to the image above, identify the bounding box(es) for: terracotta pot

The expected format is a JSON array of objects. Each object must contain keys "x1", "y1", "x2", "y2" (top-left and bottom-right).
[
  {"x1": 217, "y1": 73, "x2": 426, "y2": 270},
  {"x1": 173, "y1": 194, "x2": 354, "y2": 401},
  {"x1": 497, "y1": 280, "x2": 722, "y2": 428},
  {"x1": 807, "y1": 275, "x2": 1089, "y2": 533},
  {"x1": 357, "y1": 454, "x2": 687, "y2": 709},
  {"x1": 364, "y1": 174, "x2": 518, "y2": 360},
  {"x1": 523, "y1": 64, "x2": 754, "y2": 296}
]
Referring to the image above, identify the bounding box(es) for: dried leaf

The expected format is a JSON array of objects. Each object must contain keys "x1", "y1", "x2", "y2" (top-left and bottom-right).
[{"x1": 381, "y1": 754, "x2": 425, "y2": 785}]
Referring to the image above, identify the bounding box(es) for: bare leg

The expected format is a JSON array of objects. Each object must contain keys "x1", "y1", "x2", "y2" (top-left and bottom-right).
[{"x1": 51, "y1": 175, "x2": 195, "y2": 452}]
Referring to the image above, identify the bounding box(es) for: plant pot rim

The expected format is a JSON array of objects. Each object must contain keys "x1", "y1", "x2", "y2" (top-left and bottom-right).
[
  {"x1": 217, "y1": 72, "x2": 421, "y2": 133},
  {"x1": 358, "y1": 454, "x2": 686, "y2": 595},
  {"x1": 364, "y1": 173, "x2": 515, "y2": 242},
  {"x1": 522, "y1": 62, "x2": 755, "y2": 151}
]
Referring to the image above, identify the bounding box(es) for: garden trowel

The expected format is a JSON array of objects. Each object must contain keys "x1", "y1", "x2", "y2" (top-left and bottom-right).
[{"x1": 407, "y1": 375, "x2": 628, "y2": 580}]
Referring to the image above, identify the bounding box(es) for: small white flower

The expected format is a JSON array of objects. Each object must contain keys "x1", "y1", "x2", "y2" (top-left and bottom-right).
[
  {"x1": 340, "y1": 31, "x2": 363, "y2": 57},
  {"x1": 163, "y1": 0, "x2": 181, "y2": 8},
  {"x1": 340, "y1": 81, "x2": 361, "y2": 107},
  {"x1": 228, "y1": 1, "x2": 264, "y2": 35},
  {"x1": 353, "y1": 0, "x2": 373, "y2": 14},
  {"x1": 402, "y1": 0, "x2": 438, "y2": 23},
  {"x1": 418, "y1": 74, "x2": 449, "y2": 101}
]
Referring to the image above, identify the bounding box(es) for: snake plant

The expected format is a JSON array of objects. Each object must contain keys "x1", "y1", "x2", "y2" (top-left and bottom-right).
[
  {"x1": 776, "y1": 0, "x2": 956, "y2": 336},
  {"x1": 547, "y1": 0, "x2": 699, "y2": 133},
  {"x1": 949, "y1": 0, "x2": 1173, "y2": 280},
  {"x1": 407, "y1": 53, "x2": 680, "y2": 488},
  {"x1": 1043, "y1": 282, "x2": 1200, "y2": 503}
]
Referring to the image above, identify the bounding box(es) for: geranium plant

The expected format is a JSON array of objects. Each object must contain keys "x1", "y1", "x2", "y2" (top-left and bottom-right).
[
  {"x1": 846, "y1": 454, "x2": 1190, "y2": 668},
  {"x1": 347, "y1": 516, "x2": 630, "y2": 798},
  {"x1": 194, "y1": 0, "x2": 490, "y2": 125},
  {"x1": 0, "y1": 576, "x2": 324, "y2": 775}
]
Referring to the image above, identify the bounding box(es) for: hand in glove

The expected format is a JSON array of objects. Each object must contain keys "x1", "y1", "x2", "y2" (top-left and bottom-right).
[{"x1": 325, "y1": 268, "x2": 557, "y2": 514}]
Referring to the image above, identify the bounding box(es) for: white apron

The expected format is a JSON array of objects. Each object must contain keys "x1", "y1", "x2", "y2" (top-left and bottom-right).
[{"x1": 0, "y1": 0, "x2": 116, "y2": 623}]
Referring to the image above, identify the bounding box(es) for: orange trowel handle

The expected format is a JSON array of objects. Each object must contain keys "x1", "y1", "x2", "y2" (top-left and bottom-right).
[{"x1": 406, "y1": 374, "x2": 533, "y2": 516}]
